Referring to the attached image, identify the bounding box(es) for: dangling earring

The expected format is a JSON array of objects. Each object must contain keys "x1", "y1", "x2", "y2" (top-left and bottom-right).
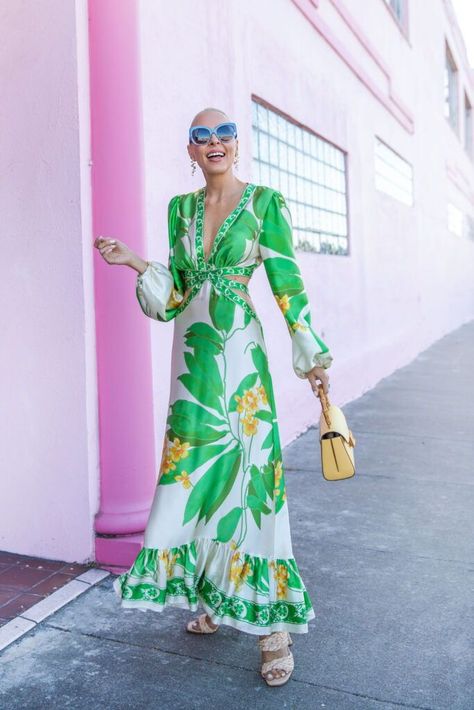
[
  {"x1": 190, "y1": 158, "x2": 197, "y2": 176},
  {"x1": 233, "y1": 150, "x2": 239, "y2": 171}
]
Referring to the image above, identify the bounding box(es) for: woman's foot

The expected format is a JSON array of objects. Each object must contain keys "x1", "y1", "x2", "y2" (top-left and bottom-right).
[
  {"x1": 186, "y1": 612, "x2": 219, "y2": 634},
  {"x1": 258, "y1": 631, "x2": 294, "y2": 686}
]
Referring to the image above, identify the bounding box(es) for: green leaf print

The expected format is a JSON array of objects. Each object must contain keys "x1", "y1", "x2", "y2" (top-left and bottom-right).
[
  {"x1": 228, "y1": 372, "x2": 258, "y2": 412},
  {"x1": 261, "y1": 428, "x2": 273, "y2": 450},
  {"x1": 184, "y1": 322, "x2": 224, "y2": 354},
  {"x1": 248, "y1": 502, "x2": 261, "y2": 530},
  {"x1": 284, "y1": 291, "x2": 309, "y2": 322},
  {"x1": 261, "y1": 464, "x2": 275, "y2": 500},
  {"x1": 179, "y1": 192, "x2": 197, "y2": 220},
  {"x1": 209, "y1": 286, "x2": 236, "y2": 333},
  {"x1": 216, "y1": 506, "x2": 243, "y2": 543},
  {"x1": 170, "y1": 399, "x2": 225, "y2": 427},
  {"x1": 167, "y1": 400, "x2": 227, "y2": 446},
  {"x1": 183, "y1": 351, "x2": 223, "y2": 400},
  {"x1": 247, "y1": 492, "x2": 271, "y2": 515},
  {"x1": 259, "y1": 205, "x2": 294, "y2": 259},
  {"x1": 250, "y1": 345, "x2": 273, "y2": 409},
  {"x1": 213, "y1": 233, "x2": 247, "y2": 268},
  {"x1": 183, "y1": 446, "x2": 241, "y2": 525},
  {"x1": 158, "y1": 441, "x2": 229, "y2": 485},
  {"x1": 205, "y1": 450, "x2": 242, "y2": 523},
  {"x1": 173, "y1": 239, "x2": 195, "y2": 270},
  {"x1": 261, "y1": 257, "x2": 304, "y2": 297},
  {"x1": 213, "y1": 214, "x2": 256, "y2": 267},
  {"x1": 177, "y1": 373, "x2": 224, "y2": 415},
  {"x1": 250, "y1": 464, "x2": 268, "y2": 503},
  {"x1": 166, "y1": 421, "x2": 226, "y2": 447},
  {"x1": 175, "y1": 213, "x2": 189, "y2": 244},
  {"x1": 285, "y1": 559, "x2": 305, "y2": 591},
  {"x1": 245, "y1": 558, "x2": 270, "y2": 596},
  {"x1": 254, "y1": 410, "x2": 273, "y2": 423},
  {"x1": 252, "y1": 185, "x2": 272, "y2": 220},
  {"x1": 184, "y1": 326, "x2": 223, "y2": 411},
  {"x1": 235, "y1": 206, "x2": 259, "y2": 236}
]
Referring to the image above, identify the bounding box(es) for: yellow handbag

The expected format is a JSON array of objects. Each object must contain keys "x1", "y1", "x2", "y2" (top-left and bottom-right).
[{"x1": 317, "y1": 384, "x2": 356, "y2": 481}]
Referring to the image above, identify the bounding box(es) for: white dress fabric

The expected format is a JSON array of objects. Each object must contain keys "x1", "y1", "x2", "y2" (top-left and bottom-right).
[{"x1": 113, "y1": 183, "x2": 333, "y2": 635}]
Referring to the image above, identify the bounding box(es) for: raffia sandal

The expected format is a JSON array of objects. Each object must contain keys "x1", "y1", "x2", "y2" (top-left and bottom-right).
[
  {"x1": 258, "y1": 631, "x2": 294, "y2": 687},
  {"x1": 186, "y1": 612, "x2": 219, "y2": 634}
]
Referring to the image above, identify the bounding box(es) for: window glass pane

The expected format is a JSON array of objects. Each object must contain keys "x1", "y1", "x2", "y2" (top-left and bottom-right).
[
  {"x1": 448, "y1": 203, "x2": 463, "y2": 237},
  {"x1": 374, "y1": 136, "x2": 413, "y2": 206},
  {"x1": 445, "y1": 43, "x2": 458, "y2": 131},
  {"x1": 251, "y1": 99, "x2": 349, "y2": 254}
]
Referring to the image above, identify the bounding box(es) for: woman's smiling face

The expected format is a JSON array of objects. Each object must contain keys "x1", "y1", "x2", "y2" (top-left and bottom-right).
[{"x1": 187, "y1": 109, "x2": 238, "y2": 178}]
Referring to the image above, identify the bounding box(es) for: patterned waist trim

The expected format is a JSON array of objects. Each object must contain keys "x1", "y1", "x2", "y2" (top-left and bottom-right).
[
  {"x1": 182, "y1": 264, "x2": 258, "y2": 293},
  {"x1": 176, "y1": 263, "x2": 260, "y2": 325}
]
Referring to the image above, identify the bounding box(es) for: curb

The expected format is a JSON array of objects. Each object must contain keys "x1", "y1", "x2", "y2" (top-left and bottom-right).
[{"x1": 0, "y1": 568, "x2": 110, "y2": 652}]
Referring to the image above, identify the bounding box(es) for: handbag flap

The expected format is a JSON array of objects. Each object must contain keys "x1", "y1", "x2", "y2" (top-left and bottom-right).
[{"x1": 319, "y1": 404, "x2": 351, "y2": 442}]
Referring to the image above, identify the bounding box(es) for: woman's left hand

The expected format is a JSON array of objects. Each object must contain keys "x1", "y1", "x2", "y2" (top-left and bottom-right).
[{"x1": 306, "y1": 366, "x2": 330, "y2": 397}]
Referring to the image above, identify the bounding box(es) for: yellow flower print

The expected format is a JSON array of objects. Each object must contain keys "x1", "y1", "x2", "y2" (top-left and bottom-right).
[
  {"x1": 169, "y1": 437, "x2": 190, "y2": 462},
  {"x1": 274, "y1": 460, "x2": 283, "y2": 485},
  {"x1": 229, "y1": 550, "x2": 253, "y2": 591},
  {"x1": 273, "y1": 459, "x2": 283, "y2": 496},
  {"x1": 161, "y1": 455, "x2": 176, "y2": 474},
  {"x1": 275, "y1": 294, "x2": 290, "y2": 314},
  {"x1": 159, "y1": 550, "x2": 178, "y2": 578},
  {"x1": 234, "y1": 394, "x2": 245, "y2": 413},
  {"x1": 174, "y1": 470, "x2": 192, "y2": 489},
  {"x1": 257, "y1": 385, "x2": 268, "y2": 406},
  {"x1": 168, "y1": 288, "x2": 184, "y2": 308},
  {"x1": 241, "y1": 413, "x2": 258, "y2": 436},
  {"x1": 291, "y1": 321, "x2": 309, "y2": 332},
  {"x1": 242, "y1": 388, "x2": 259, "y2": 414},
  {"x1": 241, "y1": 561, "x2": 252, "y2": 581},
  {"x1": 273, "y1": 563, "x2": 289, "y2": 600},
  {"x1": 235, "y1": 385, "x2": 268, "y2": 421},
  {"x1": 235, "y1": 385, "x2": 269, "y2": 435},
  {"x1": 229, "y1": 550, "x2": 241, "y2": 582}
]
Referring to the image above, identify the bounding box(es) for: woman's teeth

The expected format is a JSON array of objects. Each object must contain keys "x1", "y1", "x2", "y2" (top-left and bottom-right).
[{"x1": 207, "y1": 152, "x2": 225, "y2": 162}]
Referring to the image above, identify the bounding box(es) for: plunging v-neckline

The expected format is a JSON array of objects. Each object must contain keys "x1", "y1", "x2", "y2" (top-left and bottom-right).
[{"x1": 195, "y1": 182, "x2": 255, "y2": 265}]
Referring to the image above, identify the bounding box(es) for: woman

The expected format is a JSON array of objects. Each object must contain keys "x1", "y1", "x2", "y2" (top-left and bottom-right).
[{"x1": 94, "y1": 107, "x2": 332, "y2": 687}]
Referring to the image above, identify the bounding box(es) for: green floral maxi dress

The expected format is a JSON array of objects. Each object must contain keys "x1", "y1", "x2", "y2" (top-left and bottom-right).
[{"x1": 113, "y1": 183, "x2": 333, "y2": 635}]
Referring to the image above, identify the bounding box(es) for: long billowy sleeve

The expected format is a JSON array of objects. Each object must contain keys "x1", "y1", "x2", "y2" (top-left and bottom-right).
[
  {"x1": 258, "y1": 189, "x2": 333, "y2": 378},
  {"x1": 136, "y1": 195, "x2": 185, "y2": 322}
]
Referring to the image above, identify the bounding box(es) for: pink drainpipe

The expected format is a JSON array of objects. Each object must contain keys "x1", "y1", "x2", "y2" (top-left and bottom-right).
[{"x1": 89, "y1": 0, "x2": 155, "y2": 571}]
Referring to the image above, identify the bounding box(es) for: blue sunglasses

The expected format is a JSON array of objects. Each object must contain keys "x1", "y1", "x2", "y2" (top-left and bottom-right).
[{"x1": 189, "y1": 121, "x2": 238, "y2": 146}]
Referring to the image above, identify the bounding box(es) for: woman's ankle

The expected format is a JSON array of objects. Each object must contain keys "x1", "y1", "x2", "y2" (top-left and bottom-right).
[{"x1": 205, "y1": 614, "x2": 218, "y2": 628}]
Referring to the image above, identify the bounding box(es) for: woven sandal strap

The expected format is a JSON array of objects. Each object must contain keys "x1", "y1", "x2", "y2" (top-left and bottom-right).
[
  {"x1": 258, "y1": 631, "x2": 290, "y2": 651},
  {"x1": 261, "y1": 652, "x2": 294, "y2": 676},
  {"x1": 197, "y1": 613, "x2": 217, "y2": 632}
]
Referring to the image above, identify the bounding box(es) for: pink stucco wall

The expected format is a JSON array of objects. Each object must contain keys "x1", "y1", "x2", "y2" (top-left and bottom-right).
[
  {"x1": 1, "y1": 0, "x2": 473, "y2": 562},
  {"x1": 1, "y1": 0, "x2": 99, "y2": 560},
  {"x1": 138, "y1": 0, "x2": 474, "y2": 466}
]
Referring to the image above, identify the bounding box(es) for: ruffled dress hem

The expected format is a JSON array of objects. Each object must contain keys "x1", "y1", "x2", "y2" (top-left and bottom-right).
[{"x1": 112, "y1": 537, "x2": 315, "y2": 636}]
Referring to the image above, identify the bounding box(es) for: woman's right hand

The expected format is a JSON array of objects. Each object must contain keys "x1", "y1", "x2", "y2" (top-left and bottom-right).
[{"x1": 94, "y1": 236, "x2": 135, "y2": 267}]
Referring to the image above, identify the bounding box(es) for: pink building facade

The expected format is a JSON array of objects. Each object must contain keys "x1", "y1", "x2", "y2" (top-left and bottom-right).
[{"x1": 2, "y1": 0, "x2": 473, "y2": 568}]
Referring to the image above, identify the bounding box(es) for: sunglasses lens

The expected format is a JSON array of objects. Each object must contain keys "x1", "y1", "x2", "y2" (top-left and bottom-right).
[
  {"x1": 190, "y1": 123, "x2": 237, "y2": 144},
  {"x1": 191, "y1": 127, "x2": 211, "y2": 145},
  {"x1": 216, "y1": 123, "x2": 236, "y2": 141}
]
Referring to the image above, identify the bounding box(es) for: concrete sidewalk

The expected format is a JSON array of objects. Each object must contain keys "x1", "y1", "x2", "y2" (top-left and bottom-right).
[{"x1": 1, "y1": 321, "x2": 473, "y2": 710}]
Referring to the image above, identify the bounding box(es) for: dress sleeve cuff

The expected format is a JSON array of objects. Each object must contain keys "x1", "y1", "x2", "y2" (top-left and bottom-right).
[
  {"x1": 136, "y1": 260, "x2": 183, "y2": 320},
  {"x1": 291, "y1": 328, "x2": 333, "y2": 378}
]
